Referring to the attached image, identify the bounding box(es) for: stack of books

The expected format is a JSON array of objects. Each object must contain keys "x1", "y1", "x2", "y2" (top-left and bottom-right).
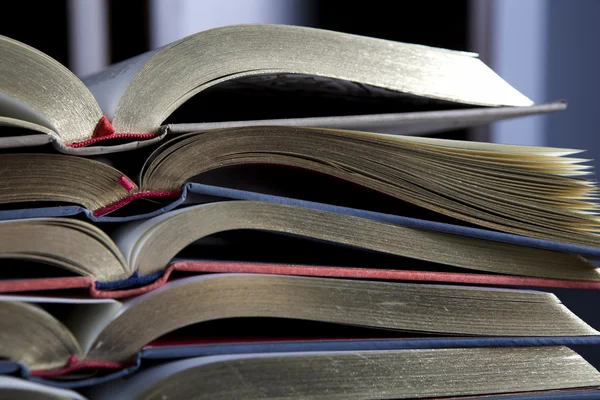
[{"x1": 0, "y1": 24, "x2": 599, "y2": 399}]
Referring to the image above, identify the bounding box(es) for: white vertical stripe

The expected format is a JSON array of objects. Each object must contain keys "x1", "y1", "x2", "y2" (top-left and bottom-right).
[
  {"x1": 67, "y1": 0, "x2": 109, "y2": 77},
  {"x1": 490, "y1": 0, "x2": 547, "y2": 145},
  {"x1": 149, "y1": 0, "x2": 306, "y2": 49}
]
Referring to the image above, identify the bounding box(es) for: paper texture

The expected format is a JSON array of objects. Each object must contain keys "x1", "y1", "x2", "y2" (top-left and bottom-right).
[
  {"x1": 0, "y1": 93, "x2": 56, "y2": 130},
  {"x1": 83, "y1": 50, "x2": 159, "y2": 120},
  {"x1": 3, "y1": 336, "x2": 600, "y2": 391},
  {"x1": 0, "y1": 181, "x2": 598, "y2": 258}
]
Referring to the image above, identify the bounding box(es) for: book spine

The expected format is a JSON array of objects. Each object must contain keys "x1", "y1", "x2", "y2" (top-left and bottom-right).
[
  {"x1": 92, "y1": 190, "x2": 181, "y2": 217},
  {"x1": 66, "y1": 116, "x2": 159, "y2": 148},
  {"x1": 30, "y1": 356, "x2": 127, "y2": 378}
]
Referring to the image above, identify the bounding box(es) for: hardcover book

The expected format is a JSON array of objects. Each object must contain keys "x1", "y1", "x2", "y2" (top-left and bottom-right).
[
  {"x1": 0, "y1": 126, "x2": 598, "y2": 248},
  {"x1": 85, "y1": 348, "x2": 600, "y2": 399},
  {"x1": 1, "y1": 274, "x2": 597, "y2": 372},
  {"x1": 0, "y1": 201, "x2": 599, "y2": 293},
  {"x1": 0, "y1": 24, "x2": 553, "y2": 154}
]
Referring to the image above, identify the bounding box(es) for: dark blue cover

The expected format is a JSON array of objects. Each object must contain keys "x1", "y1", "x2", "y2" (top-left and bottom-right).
[
  {"x1": 95, "y1": 271, "x2": 164, "y2": 291},
  {"x1": 2, "y1": 182, "x2": 600, "y2": 290},
  {"x1": 1, "y1": 183, "x2": 600, "y2": 260},
  {"x1": 183, "y1": 184, "x2": 600, "y2": 258},
  {"x1": 140, "y1": 336, "x2": 600, "y2": 361},
  {"x1": 3, "y1": 336, "x2": 600, "y2": 389}
]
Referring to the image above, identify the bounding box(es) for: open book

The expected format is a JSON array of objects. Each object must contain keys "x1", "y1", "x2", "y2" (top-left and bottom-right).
[
  {"x1": 85, "y1": 347, "x2": 600, "y2": 400},
  {"x1": 1, "y1": 126, "x2": 599, "y2": 247},
  {"x1": 0, "y1": 24, "x2": 550, "y2": 153},
  {"x1": 1, "y1": 274, "x2": 597, "y2": 372},
  {"x1": 3, "y1": 349, "x2": 600, "y2": 399},
  {"x1": 1, "y1": 201, "x2": 599, "y2": 288}
]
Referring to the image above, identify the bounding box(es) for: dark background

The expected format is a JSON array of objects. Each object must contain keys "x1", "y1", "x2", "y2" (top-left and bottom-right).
[{"x1": 0, "y1": 1, "x2": 470, "y2": 68}]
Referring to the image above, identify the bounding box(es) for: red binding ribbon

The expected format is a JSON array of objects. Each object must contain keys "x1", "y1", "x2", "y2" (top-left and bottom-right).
[{"x1": 66, "y1": 116, "x2": 159, "y2": 148}]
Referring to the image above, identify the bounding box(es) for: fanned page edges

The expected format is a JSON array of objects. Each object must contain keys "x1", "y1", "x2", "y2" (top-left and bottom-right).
[
  {"x1": 107, "y1": 127, "x2": 600, "y2": 246},
  {"x1": 2, "y1": 271, "x2": 597, "y2": 377},
  {"x1": 3, "y1": 125, "x2": 600, "y2": 247},
  {"x1": 66, "y1": 116, "x2": 160, "y2": 149},
  {"x1": 2, "y1": 261, "x2": 600, "y2": 300}
]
